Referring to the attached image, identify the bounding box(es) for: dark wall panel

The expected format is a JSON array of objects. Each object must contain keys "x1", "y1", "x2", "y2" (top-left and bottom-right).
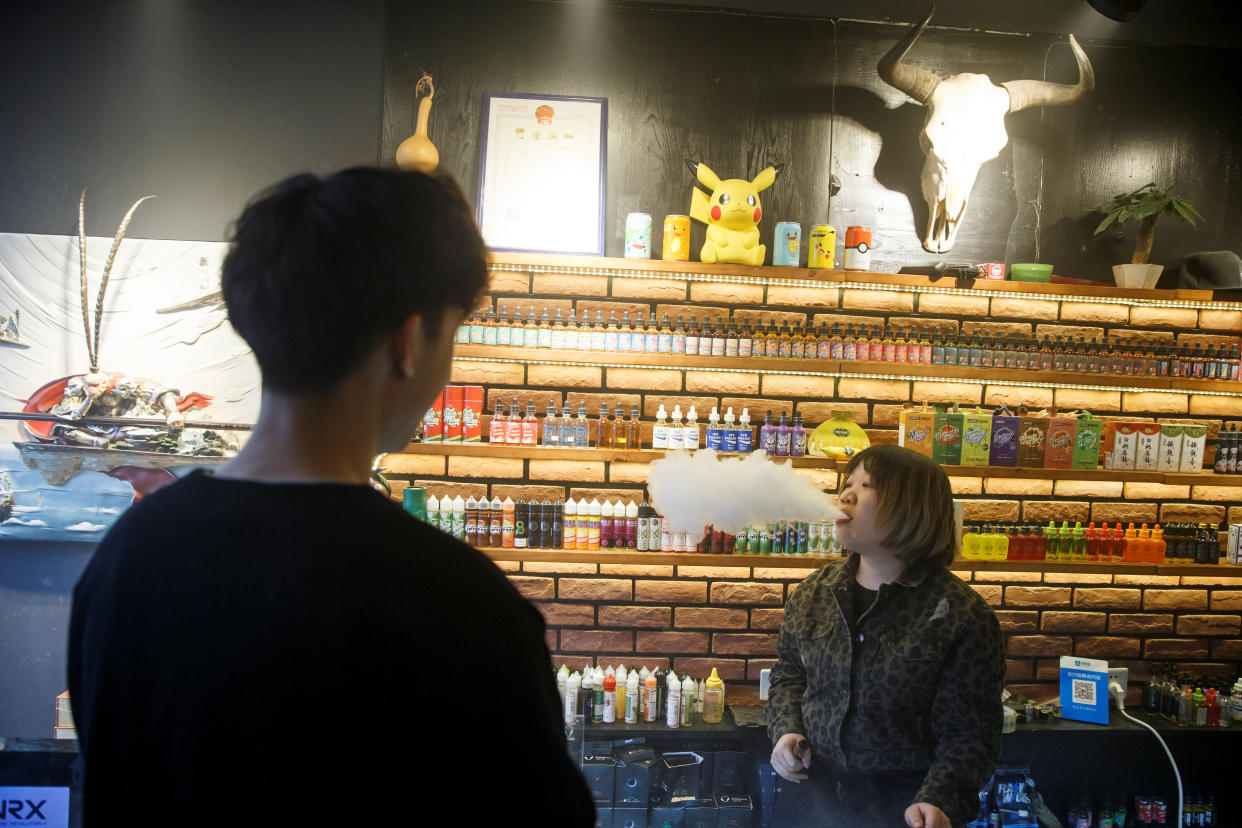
[
  {"x1": 383, "y1": 0, "x2": 1241, "y2": 281},
  {"x1": 0, "y1": 0, "x2": 387, "y2": 241}
]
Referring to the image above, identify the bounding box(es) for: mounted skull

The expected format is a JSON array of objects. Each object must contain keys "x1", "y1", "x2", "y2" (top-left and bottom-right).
[{"x1": 878, "y1": 5, "x2": 1094, "y2": 253}]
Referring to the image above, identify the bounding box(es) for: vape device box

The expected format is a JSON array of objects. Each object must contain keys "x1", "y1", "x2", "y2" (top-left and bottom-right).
[
  {"x1": 711, "y1": 751, "x2": 748, "y2": 796},
  {"x1": 1180, "y1": 424, "x2": 1207, "y2": 472},
  {"x1": 442, "y1": 385, "x2": 464, "y2": 442},
  {"x1": 611, "y1": 806, "x2": 646, "y2": 828},
  {"x1": 422, "y1": 389, "x2": 444, "y2": 441},
  {"x1": 462, "y1": 384, "x2": 483, "y2": 442},
  {"x1": 1071, "y1": 416, "x2": 1103, "y2": 470},
  {"x1": 931, "y1": 410, "x2": 963, "y2": 465},
  {"x1": 683, "y1": 799, "x2": 718, "y2": 828},
  {"x1": 901, "y1": 410, "x2": 935, "y2": 458},
  {"x1": 1016, "y1": 417, "x2": 1048, "y2": 468},
  {"x1": 663, "y1": 752, "x2": 703, "y2": 804},
  {"x1": 959, "y1": 410, "x2": 992, "y2": 466},
  {"x1": 1228, "y1": 524, "x2": 1241, "y2": 565},
  {"x1": 1133, "y1": 422, "x2": 1161, "y2": 471},
  {"x1": 650, "y1": 805, "x2": 684, "y2": 827},
  {"x1": 1158, "y1": 424, "x2": 1184, "y2": 472},
  {"x1": 1112, "y1": 422, "x2": 1140, "y2": 470},
  {"x1": 716, "y1": 792, "x2": 754, "y2": 828},
  {"x1": 592, "y1": 807, "x2": 611, "y2": 828},
  {"x1": 989, "y1": 411, "x2": 1019, "y2": 467},
  {"x1": 615, "y1": 756, "x2": 660, "y2": 805},
  {"x1": 583, "y1": 752, "x2": 616, "y2": 804},
  {"x1": 1044, "y1": 415, "x2": 1076, "y2": 469}
]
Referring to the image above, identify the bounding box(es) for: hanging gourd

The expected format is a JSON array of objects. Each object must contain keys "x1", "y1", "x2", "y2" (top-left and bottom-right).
[{"x1": 395, "y1": 71, "x2": 439, "y2": 173}]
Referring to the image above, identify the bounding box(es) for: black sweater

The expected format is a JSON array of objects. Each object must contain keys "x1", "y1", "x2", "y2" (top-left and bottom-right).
[{"x1": 68, "y1": 470, "x2": 594, "y2": 826}]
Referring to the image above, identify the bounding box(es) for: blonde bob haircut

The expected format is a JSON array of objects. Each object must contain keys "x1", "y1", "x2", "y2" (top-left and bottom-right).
[{"x1": 841, "y1": 444, "x2": 958, "y2": 568}]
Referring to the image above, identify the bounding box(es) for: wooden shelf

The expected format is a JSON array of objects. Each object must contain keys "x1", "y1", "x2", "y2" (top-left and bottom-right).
[
  {"x1": 394, "y1": 442, "x2": 1242, "y2": 486},
  {"x1": 487, "y1": 251, "x2": 1223, "y2": 304},
  {"x1": 476, "y1": 546, "x2": 1238, "y2": 574},
  {"x1": 452, "y1": 345, "x2": 1242, "y2": 394}
]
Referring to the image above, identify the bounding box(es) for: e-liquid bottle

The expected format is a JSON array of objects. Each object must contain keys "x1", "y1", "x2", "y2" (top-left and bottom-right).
[
  {"x1": 543, "y1": 400, "x2": 559, "y2": 447},
  {"x1": 522, "y1": 400, "x2": 538, "y2": 446},
  {"x1": 574, "y1": 404, "x2": 589, "y2": 448},
  {"x1": 653, "y1": 404, "x2": 669, "y2": 449},
  {"x1": 666, "y1": 672, "x2": 681, "y2": 728},
  {"x1": 668, "y1": 405, "x2": 684, "y2": 450},
  {"x1": 684, "y1": 406, "x2": 700, "y2": 451},
  {"x1": 464, "y1": 496, "x2": 479, "y2": 545},
  {"x1": 791, "y1": 413, "x2": 807, "y2": 457},
  {"x1": 489, "y1": 400, "x2": 507, "y2": 445},
  {"x1": 722, "y1": 408, "x2": 739, "y2": 453},
  {"x1": 625, "y1": 500, "x2": 639, "y2": 548},
  {"x1": 562, "y1": 498, "x2": 577, "y2": 550},
  {"x1": 559, "y1": 403, "x2": 574, "y2": 447},
  {"x1": 637, "y1": 502, "x2": 651, "y2": 551},
  {"x1": 603, "y1": 672, "x2": 617, "y2": 724},
  {"x1": 600, "y1": 500, "x2": 615, "y2": 548},
  {"x1": 760, "y1": 410, "x2": 777, "y2": 455},
  {"x1": 738, "y1": 408, "x2": 754, "y2": 453},
  {"x1": 489, "y1": 496, "x2": 503, "y2": 547},
  {"x1": 513, "y1": 498, "x2": 528, "y2": 549},
  {"x1": 551, "y1": 499, "x2": 564, "y2": 548},
  {"x1": 705, "y1": 406, "x2": 723, "y2": 451},
  {"x1": 625, "y1": 671, "x2": 639, "y2": 724},
  {"x1": 775, "y1": 411, "x2": 792, "y2": 456}
]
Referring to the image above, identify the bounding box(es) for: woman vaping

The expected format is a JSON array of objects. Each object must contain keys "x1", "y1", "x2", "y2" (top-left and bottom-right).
[{"x1": 766, "y1": 444, "x2": 1005, "y2": 828}]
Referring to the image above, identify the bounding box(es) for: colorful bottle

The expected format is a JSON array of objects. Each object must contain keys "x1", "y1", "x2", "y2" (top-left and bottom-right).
[
  {"x1": 563, "y1": 498, "x2": 577, "y2": 550},
  {"x1": 600, "y1": 500, "x2": 615, "y2": 549},
  {"x1": 625, "y1": 500, "x2": 639, "y2": 549},
  {"x1": 738, "y1": 408, "x2": 754, "y2": 453},
  {"x1": 644, "y1": 671, "x2": 659, "y2": 723},
  {"x1": 489, "y1": 400, "x2": 507, "y2": 444},
  {"x1": 702, "y1": 668, "x2": 724, "y2": 723},
  {"x1": 1070, "y1": 521, "x2": 1085, "y2": 561},
  {"x1": 666, "y1": 671, "x2": 681, "y2": 728},
  {"x1": 1122, "y1": 523, "x2": 1140, "y2": 562},
  {"x1": 653, "y1": 404, "x2": 669, "y2": 449},
  {"x1": 588, "y1": 499, "x2": 602, "y2": 550},
  {"x1": 791, "y1": 413, "x2": 807, "y2": 457},
  {"x1": 759, "y1": 410, "x2": 777, "y2": 455},
  {"x1": 775, "y1": 411, "x2": 792, "y2": 456},
  {"x1": 706, "y1": 407, "x2": 723, "y2": 451},
  {"x1": 1150, "y1": 524, "x2": 1167, "y2": 565},
  {"x1": 684, "y1": 406, "x2": 701, "y2": 451},
  {"x1": 1084, "y1": 521, "x2": 1099, "y2": 562},
  {"x1": 603, "y1": 672, "x2": 617, "y2": 724},
  {"x1": 625, "y1": 670, "x2": 639, "y2": 724},
  {"x1": 722, "y1": 407, "x2": 739, "y2": 453}
]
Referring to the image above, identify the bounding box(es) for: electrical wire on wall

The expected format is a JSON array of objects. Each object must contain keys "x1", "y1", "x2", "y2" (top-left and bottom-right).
[{"x1": 1109, "y1": 681, "x2": 1184, "y2": 828}]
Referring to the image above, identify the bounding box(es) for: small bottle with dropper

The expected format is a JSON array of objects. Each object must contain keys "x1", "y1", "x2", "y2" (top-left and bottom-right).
[
  {"x1": 722, "y1": 407, "x2": 739, "y2": 453},
  {"x1": 652, "y1": 404, "x2": 669, "y2": 449},
  {"x1": 683, "y1": 405, "x2": 700, "y2": 451}
]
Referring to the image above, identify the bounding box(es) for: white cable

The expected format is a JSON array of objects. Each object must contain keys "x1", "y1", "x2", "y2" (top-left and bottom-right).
[{"x1": 1112, "y1": 683, "x2": 1183, "y2": 828}]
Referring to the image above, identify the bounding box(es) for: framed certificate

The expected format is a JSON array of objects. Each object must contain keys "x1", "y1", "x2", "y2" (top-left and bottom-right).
[{"x1": 476, "y1": 93, "x2": 607, "y2": 256}]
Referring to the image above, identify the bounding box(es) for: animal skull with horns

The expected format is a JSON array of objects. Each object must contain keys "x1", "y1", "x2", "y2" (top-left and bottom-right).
[{"x1": 878, "y1": 4, "x2": 1095, "y2": 253}]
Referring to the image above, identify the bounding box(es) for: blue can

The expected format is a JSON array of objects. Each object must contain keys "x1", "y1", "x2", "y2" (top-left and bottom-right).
[{"x1": 773, "y1": 221, "x2": 801, "y2": 266}]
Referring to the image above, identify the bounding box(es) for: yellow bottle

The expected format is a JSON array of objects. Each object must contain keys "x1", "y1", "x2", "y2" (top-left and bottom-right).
[
  {"x1": 702, "y1": 667, "x2": 724, "y2": 723},
  {"x1": 1150, "y1": 524, "x2": 1167, "y2": 565},
  {"x1": 962, "y1": 525, "x2": 981, "y2": 561}
]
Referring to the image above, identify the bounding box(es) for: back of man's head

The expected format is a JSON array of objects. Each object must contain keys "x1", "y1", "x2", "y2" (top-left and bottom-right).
[{"x1": 222, "y1": 167, "x2": 488, "y2": 395}]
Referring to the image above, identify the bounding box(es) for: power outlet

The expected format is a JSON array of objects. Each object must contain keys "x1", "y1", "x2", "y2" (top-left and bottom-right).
[
  {"x1": 1108, "y1": 667, "x2": 1129, "y2": 707},
  {"x1": 759, "y1": 668, "x2": 771, "y2": 701}
]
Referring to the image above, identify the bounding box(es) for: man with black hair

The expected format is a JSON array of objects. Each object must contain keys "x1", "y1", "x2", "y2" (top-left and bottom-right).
[{"x1": 68, "y1": 168, "x2": 595, "y2": 825}]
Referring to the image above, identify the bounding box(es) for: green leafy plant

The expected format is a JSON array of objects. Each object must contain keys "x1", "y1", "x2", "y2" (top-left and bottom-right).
[{"x1": 1093, "y1": 183, "x2": 1203, "y2": 265}]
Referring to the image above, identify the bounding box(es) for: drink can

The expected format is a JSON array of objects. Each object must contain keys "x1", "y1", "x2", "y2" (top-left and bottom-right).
[
  {"x1": 624, "y1": 212, "x2": 652, "y2": 259},
  {"x1": 662, "y1": 214, "x2": 690, "y2": 261},
  {"x1": 773, "y1": 221, "x2": 801, "y2": 266},
  {"x1": 402, "y1": 486, "x2": 427, "y2": 521},
  {"x1": 843, "y1": 225, "x2": 872, "y2": 271},
  {"x1": 808, "y1": 224, "x2": 836, "y2": 268}
]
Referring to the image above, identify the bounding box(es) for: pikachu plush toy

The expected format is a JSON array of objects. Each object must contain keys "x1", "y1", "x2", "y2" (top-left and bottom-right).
[{"x1": 687, "y1": 160, "x2": 780, "y2": 265}]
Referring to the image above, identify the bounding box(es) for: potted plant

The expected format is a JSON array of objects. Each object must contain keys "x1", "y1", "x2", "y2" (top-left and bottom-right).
[{"x1": 1093, "y1": 183, "x2": 1203, "y2": 288}]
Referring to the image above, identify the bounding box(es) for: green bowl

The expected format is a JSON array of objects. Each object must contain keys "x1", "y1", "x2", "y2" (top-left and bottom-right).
[{"x1": 1010, "y1": 263, "x2": 1053, "y2": 283}]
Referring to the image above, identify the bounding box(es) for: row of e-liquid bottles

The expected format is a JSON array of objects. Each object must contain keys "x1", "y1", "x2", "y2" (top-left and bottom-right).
[
  {"x1": 962, "y1": 521, "x2": 1222, "y2": 564},
  {"x1": 1144, "y1": 665, "x2": 1241, "y2": 729},
  {"x1": 457, "y1": 305, "x2": 1242, "y2": 382},
  {"x1": 557, "y1": 663, "x2": 725, "y2": 728},
  {"x1": 653, "y1": 406, "x2": 808, "y2": 456}
]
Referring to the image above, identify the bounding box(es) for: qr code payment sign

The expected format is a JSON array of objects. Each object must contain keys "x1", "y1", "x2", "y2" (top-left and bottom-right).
[{"x1": 1072, "y1": 679, "x2": 1096, "y2": 705}]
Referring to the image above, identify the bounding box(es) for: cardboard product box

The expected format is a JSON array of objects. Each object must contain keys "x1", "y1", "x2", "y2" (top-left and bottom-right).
[
  {"x1": 1158, "y1": 424, "x2": 1185, "y2": 472},
  {"x1": 716, "y1": 793, "x2": 754, "y2": 828},
  {"x1": 1228, "y1": 524, "x2": 1242, "y2": 565},
  {"x1": 931, "y1": 409, "x2": 963, "y2": 466},
  {"x1": 611, "y1": 806, "x2": 647, "y2": 828},
  {"x1": 1072, "y1": 415, "x2": 1104, "y2": 470},
  {"x1": 55, "y1": 691, "x2": 74, "y2": 728},
  {"x1": 422, "y1": 389, "x2": 445, "y2": 442},
  {"x1": 442, "y1": 385, "x2": 464, "y2": 442},
  {"x1": 1133, "y1": 423, "x2": 1161, "y2": 471},
  {"x1": 1044, "y1": 415, "x2": 1077, "y2": 469},
  {"x1": 1110, "y1": 422, "x2": 1140, "y2": 470},
  {"x1": 462, "y1": 385, "x2": 484, "y2": 442},
  {"x1": 902, "y1": 409, "x2": 936, "y2": 458},
  {"x1": 683, "y1": 800, "x2": 718, "y2": 828},
  {"x1": 1180, "y1": 424, "x2": 1208, "y2": 472},
  {"x1": 989, "y1": 409, "x2": 1020, "y2": 467},
  {"x1": 960, "y1": 410, "x2": 993, "y2": 466},
  {"x1": 1016, "y1": 417, "x2": 1049, "y2": 468}
]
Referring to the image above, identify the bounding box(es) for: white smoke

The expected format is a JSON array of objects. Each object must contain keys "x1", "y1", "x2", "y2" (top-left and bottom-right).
[{"x1": 646, "y1": 449, "x2": 845, "y2": 535}]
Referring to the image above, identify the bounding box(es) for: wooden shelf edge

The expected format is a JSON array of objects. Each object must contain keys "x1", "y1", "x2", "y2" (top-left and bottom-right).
[
  {"x1": 476, "y1": 548, "x2": 1239, "y2": 574},
  {"x1": 390, "y1": 443, "x2": 1242, "y2": 486},
  {"x1": 486, "y1": 251, "x2": 1220, "y2": 304}
]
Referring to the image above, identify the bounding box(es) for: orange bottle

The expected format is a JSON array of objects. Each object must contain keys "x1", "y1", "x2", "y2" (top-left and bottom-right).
[
  {"x1": 1122, "y1": 523, "x2": 1140, "y2": 562},
  {"x1": 1150, "y1": 524, "x2": 1167, "y2": 565},
  {"x1": 1137, "y1": 524, "x2": 1152, "y2": 562}
]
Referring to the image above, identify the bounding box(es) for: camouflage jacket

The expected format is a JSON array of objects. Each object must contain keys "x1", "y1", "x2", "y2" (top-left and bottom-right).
[{"x1": 766, "y1": 553, "x2": 1005, "y2": 827}]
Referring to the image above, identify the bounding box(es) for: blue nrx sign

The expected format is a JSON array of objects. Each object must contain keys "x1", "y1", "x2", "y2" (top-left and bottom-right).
[{"x1": 0, "y1": 787, "x2": 69, "y2": 828}]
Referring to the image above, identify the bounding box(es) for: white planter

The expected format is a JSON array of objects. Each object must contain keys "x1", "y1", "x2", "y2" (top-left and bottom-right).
[{"x1": 1112, "y1": 263, "x2": 1164, "y2": 289}]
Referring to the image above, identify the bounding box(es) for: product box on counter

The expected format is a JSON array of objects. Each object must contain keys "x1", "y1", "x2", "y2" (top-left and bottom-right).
[
  {"x1": 960, "y1": 409, "x2": 992, "y2": 466},
  {"x1": 932, "y1": 409, "x2": 963, "y2": 465},
  {"x1": 442, "y1": 385, "x2": 464, "y2": 442},
  {"x1": 462, "y1": 384, "x2": 483, "y2": 442},
  {"x1": 1158, "y1": 424, "x2": 1184, "y2": 472},
  {"x1": 989, "y1": 409, "x2": 1020, "y2": 467},
  {"x1": 1072, "y1": 415, "x2": 1103, "y2": 470},
  {"x1": 1134, "y1": 423, "x2": 1161, "y2": 471},
  {"x1": 1016, "y1": 416, "x2": 1048, "y2": 468},
  {"x1": 1043, "y1": 415, "x2": 1077, "y2": 469},
  {"x1": 1229, "y1": 524, "x2": 1242, "y2": 565},
  {"x1": 1181, "y1": 424, "x2": 1208, "y2": 472},
  {"x1": 421, "y1": 390, "x2": 445, "y2": 442},
  {"x1": 900, "y1": 408, "x2": 936, "y2": 458}
]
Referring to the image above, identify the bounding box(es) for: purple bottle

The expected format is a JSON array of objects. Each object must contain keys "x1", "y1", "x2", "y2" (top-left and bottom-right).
[
  {"x1": 759, "y1": 410, "x2": 777, "y2": 456},
  {"x1": 791, "y1": 413, "x2": 807, "y2": 457},
  {"x1": 775, "y1": 411, "x2": 792, "y2": 457}
]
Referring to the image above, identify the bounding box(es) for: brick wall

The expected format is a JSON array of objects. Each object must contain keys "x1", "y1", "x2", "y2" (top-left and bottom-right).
[{"x1": 386, "y1": 259, "x2": 1242, "y2": 702}]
